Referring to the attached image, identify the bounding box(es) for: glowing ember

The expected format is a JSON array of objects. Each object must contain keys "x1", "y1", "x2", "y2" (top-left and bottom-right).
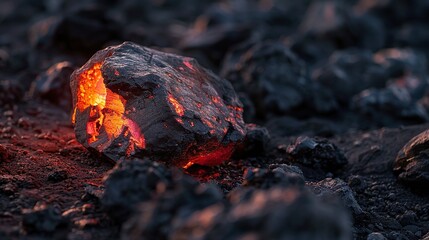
[
  {"x1": 72, "y1": 62, "x2": 145, "y2": 154},
  {"x1": 168, "y1": 94, "x2": 185, "y2": 117},
  {"x1": 70, "y1": 42, "x2": 245, "y2": 167}
]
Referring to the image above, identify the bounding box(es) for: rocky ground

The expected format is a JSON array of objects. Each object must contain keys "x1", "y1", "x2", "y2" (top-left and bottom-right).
[{"x1": 2, "y1": 0, "x2": 429, "y2": 240}]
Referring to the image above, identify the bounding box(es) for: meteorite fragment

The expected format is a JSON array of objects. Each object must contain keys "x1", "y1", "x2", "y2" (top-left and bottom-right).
[{"x1": 70, "y1": 42, "x2": 245, "y2": 167}]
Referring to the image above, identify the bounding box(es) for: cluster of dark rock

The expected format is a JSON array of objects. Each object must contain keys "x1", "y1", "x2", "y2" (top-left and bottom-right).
[
  {"x1": 105, "y1": 158, "x2": 352, "y2": 240},
  {"x1": 2, "y1": 0, "x2": 429, "y2": 135},
  {"x1": 1, "y1": 0, "x2": 429, "y2": 239}
]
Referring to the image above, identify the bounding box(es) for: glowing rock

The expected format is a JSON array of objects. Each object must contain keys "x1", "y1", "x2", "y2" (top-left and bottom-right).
[{"x1": 70, "y1": 42, "x2": 245, "y2": 167}]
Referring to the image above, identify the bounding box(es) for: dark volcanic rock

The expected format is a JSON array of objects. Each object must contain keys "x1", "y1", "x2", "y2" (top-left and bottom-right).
[
  {"x1": 313, "y1": 49, "x2": 387, "y2": 105},
  {"x1": 300, "y1": 1, "x2": 385, "y2": 51},
  {"x1": 221, "y1": 41, "x2": 311, "y2": 116},
  {"x1": 121, "y1": 171, "x2": 223, "y2": 239},
  {"x1": 221, "y1": 41, "x2": 338, "y2": 118},
  {"x1": 0, "y1": 80, "x2": 24, "y2": 107},
  {"x1": 170, "y1": 188, "x2": 351, "y2": 240},
  {"x1": 394, "y1": 129, "x2": 429, "y2": 190},
  {"x1": 29, "y1": 7, "x2": 118, "y2": 53},
  {"x1": 101, "y1": 159, "x2": 173, "y2": 222},
  {"x1": 310, "y1": 178, "x2": 364, "y2": 216},
  {"x1": 22, "y1": 202, "x2": 68, "y2": 235},
  {"x1": 286, "y1": 136, "x2": 348, "y2": 172},
  {"x1": 71, "y1": 41, "x2": 245, "y2": 167},
  {"x1": 47, "y1": 170, "x2": 68, "y2": 183},
  {"x1": 235, "y1": 124, "x2": 270, "y2": 157},
  {"x1": 373, "y1": 48, "x2": 428, "y2": 99},
  {"x1": 29, "y1": 61, "x2": 75, "y2": 110},
  {"x1": 242, "y1": 164, "x2": 305, "y2": 189},
  {"x1": 352, "y1": 86, "x2": 429, "y2": 124}
]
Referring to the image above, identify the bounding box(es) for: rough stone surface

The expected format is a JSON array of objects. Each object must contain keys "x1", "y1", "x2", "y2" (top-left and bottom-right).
[
  {"x1": 121, "y1": 171, "x2": 223, "y2": 240},
  {"x1": 101, "y1": 158, "x2": 173, "y2": 222},
  {"x1": 242, "y1": 164, "x2": 305, "y2": 189},
  {"x1": 352, "y1": 86, "x2": 429, "y2": 123},
  {"x1": 168, "y1": 188, "x2": 351, "y2": 240},
  {"x1": 310, "y1": 178, "x2": 363, "y2": 216},
  {"x1": 286, "y1": 136, "x2": 348, "y2": 172},
  {"x1": 21, "y1": 202, "x2": 68, "y2": 234},
  {"x1": 236, "y1": 124, "x2": 270, "y2": 157},
  {"x1": 394, "y1": 129, "x2": 429, "y2": 190},
  {"x1": 29, "y1": 61, "x2": 75, "y2": 110},
  {"x1": 71, "y1": 42, "x2": 245, "y2": 166},
  {"x1": 221, "y1": 41, "x2": 338, "y2": 117},
  {"x1": 313, "y1": 49, "x2": 387, "y2": 104}
]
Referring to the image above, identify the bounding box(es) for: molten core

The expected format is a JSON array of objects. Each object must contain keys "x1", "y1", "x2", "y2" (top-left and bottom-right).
[{"x1": 71, "y1": 42, "x2": 245, "y2": 167}]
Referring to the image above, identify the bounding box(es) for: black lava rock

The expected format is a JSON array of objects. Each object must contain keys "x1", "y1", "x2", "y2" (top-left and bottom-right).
[
  {"x1": 373, "y1": 48, "x2": 428, "y2": 100},
  {"x1": 310, "y1": 178, "x2": 364, "y2": 216},
  {"x1": 221, "y1": 41, "x2": 338, "y2": 118},
  {"x1": 242, "y1": 164, "x2": 305, "y2": 189},
  {"x1": 47, "y1": 170, "x2": 68, "y2": 183},
  {"x1": 29, "y1": 61, "x2": 75, "y2": 110},
  {"x1": 394, "y1": 129, "x2": 429, "y2": 191},
  {"x1": 300, "y1": 1, "x2": 385, "y2": 52},
  {"x1": 0, "y1": 80, "x2": 24, "y2": 107},
  {"x1": 222, "y1": 41, "x2": 309, "y2": 116},
  {"x1": 101, "y1": 158, "x2": 173, "y2": 222},
  {"x1": 71, "y1": 41, "x2": 245, "y2": 167},
  {"x1": 313, "y1": 49, "x2": 387, "y2": 105},
  {"x1": 21, "y1": 202, "x2": 68, "y2": 235},
  {"x1": 286, "y1": 136, "x2": 348, "y2": 172},
  {"x1": 236, "y1": 124, "x2": 270, "y2": 157},
  {"x1": 29, "y1": 7, "x2": 118, "y2": 53},
  {"x1": 352, "y1": 86, "x2": 429, "y2": 125},
  {"x1": 170, "y1": 187, "x2": 351, "y2": 240},
  {"x1": 121, "y1": 172, "x2": 223, "y2": 240}
]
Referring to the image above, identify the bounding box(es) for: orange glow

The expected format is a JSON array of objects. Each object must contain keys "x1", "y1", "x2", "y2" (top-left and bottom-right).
[
  {"x1": 168, "y1": 94, "x2": 185, "y2": 116},
  {"x1": 73, "y1": 62, "x2": 145, "y2": 153},
  {"x1": 75, "y1": 63, "x2": 106, "y2": 115},
  {"x1": 185, "y1": 143, "x2": 235, "y2": 166},
  {"x1": 125, "y1": 119, "x2": 146, "y2": 149}
]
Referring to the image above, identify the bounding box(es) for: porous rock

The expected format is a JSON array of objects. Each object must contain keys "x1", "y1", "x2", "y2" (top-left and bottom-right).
[
  {"x1": 235, "y1": 124, "x2": 270, "y2": 157},
  {"x1": 101, "y1": 158, "x2": 173, "y2": 222},
  {"x1": 286, "y1": 136, "x2": 348, "y2": 172},
  {"x1": 169, "y1": 187, "x2": 351, "y2": 240},
  {"x1": 310, "y1": 178, "x2": 363, "y2": 216},
  {"x1": 71, "y1": 42, "x2": 245, "y2": 167},
  {"x1": 121, "y1": 171, "x2": 223, "y2": 239},
  {"x1": 221, "y1": 41, "x2": 338, "y2": 117},
  {"x1": 242, "y1": 164, "x2": 305, "y2": 189}
]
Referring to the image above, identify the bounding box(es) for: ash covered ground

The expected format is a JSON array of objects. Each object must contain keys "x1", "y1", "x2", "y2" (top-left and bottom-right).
[{"x1": 1, "y1": 0, "x2": 429, "y2": 240}]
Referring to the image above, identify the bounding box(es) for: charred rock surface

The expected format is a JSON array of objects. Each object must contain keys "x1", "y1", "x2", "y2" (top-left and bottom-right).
[
  {"x1": 121, "y1": 169, "x2": 223, "y2": 240},
  {"x1": 286, "y1": 136, "x2": 348, "y2": 173},
  {"x1": 71, "y1": 42, "x2": 245, "y2": 167},
  {"x1": 310, "y1": 178, "x2": 363, "y2": 216},
  {"x1": 101, "y1": 158, "x2": 173, "y2": 222},
  {"x1": 221, "y1": 41, "x2": 338, "y2": 118},
  {"x1": 3, "y1": 0, "x2": 429, "y2": 239},
  {"x1": 394, "y1": 129, "x2": 429, "y2": 191},
  {"x1": 242, "y1": 164, "x2": 305, "y2": 189},
  {"x1": 29, "y1": 61, "x2": 75, "y2": 110},
  {"x1": 168, "y1": 188, "x2": 351, "y2": 240}
]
